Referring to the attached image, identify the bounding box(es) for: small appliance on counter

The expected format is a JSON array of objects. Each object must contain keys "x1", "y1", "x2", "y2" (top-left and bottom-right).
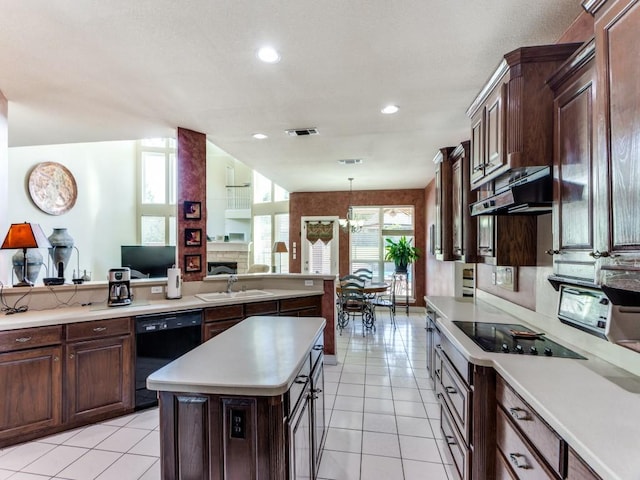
[
  {"x1": 166, "y1": 266, "x2": 182, "y2": 299},
  {"x1": 108, "y1": 267, "x2": 132, "y2": 307}
]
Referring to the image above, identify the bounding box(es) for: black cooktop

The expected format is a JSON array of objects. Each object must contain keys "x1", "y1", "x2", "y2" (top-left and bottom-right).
[{"x1": 453, "y1": 321, "x2": 586, "y2": 359}]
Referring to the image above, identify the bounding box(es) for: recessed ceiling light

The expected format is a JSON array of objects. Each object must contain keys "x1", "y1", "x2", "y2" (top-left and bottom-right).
[
  {"x1": 252, "y1": 133, "x2": 268, "y2": 139},
  {"x1": 381, "y1": 105, "x2": 399, "y2": 114},
  {"x1": 257, "y1": 46, "x2": 281, "y2": 64}
]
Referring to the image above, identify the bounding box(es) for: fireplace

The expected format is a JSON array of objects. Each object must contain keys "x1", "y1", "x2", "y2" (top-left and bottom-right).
[{"x1": 207, "y1": 261, "x2": 238, "y2": 275}]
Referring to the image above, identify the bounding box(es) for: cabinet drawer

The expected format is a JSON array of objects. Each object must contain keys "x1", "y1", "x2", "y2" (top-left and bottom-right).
[
  {"x1": 496, "y1": 452, "x2": 518, "y2": 480},
  {"x1": 279, "y1": 296, "x2": 320, "y2": 312},
  {"x1": 203, "y1": 319, "x2": 243, "y2": 341},
  {"x1": 496, "y1": 407, "x2": 557, "y2": 480},
  {"x1": 66, "y1": 318, "x2": 131, "y2": 342},
  {"x1": 496, "y1": 377, "x2": 563, "y2": 475},
  {"x1": 440, "y1": 402, "x2": 470, "y2": 480},
  {"x1": 440, "y1": 333, "x2": 470, "y2": 384},
  {"x1": 440, "y1": 353, "x2": 471, "y2": 443},
  {"x1": 244, "y1": 300, "x2": 278, "y2": 316},
  {"x1": 204, "y1": 305, "x2": 243, "y2": 322},
  {"x1": 0, "y1": 325, "x2": 63, "y2": 353}
]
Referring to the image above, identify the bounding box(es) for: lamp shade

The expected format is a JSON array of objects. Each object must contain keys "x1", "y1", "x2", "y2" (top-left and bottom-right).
[
  {"x1": 1, "y1": 223, "x2": 51, "y2": 250},
  {"x1": 272, "y1": 241, "x2": 288, "y2": 253}
]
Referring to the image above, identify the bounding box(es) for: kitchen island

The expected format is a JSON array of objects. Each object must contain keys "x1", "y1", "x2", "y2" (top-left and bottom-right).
[{"x1": 147, "y1": 315, "x2": 326, "y2": 480}]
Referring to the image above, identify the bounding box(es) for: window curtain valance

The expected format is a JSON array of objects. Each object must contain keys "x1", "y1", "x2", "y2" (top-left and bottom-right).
[{"x1": 306, "y1": 221, "x2": 334, "y2": 244}]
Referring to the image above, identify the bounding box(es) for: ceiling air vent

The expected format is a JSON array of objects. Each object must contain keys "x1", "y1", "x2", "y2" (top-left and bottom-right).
[
  {"x1": 285, "y1": 128, "x2": 319, "y2": 136},
  {"x1": 337, "y1": 159, "x2": 363, "y2": 165}
]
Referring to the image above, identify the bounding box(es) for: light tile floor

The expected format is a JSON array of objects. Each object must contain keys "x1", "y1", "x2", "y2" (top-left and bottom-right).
[{"x1": 0, "y1": 312, "x2": 454, "y2": 480}]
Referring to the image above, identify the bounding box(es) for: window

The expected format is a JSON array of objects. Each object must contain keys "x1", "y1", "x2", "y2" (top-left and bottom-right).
[
  {"x1": 350, "y1": 206, "x2": 415, "y2": 298},
  {"x1": 137, "y1": 138, "x2": 176, "y2": 245},
  {"x1": 274, "y1": 213, "x2": 290, "y2": 273},
  {"x1": 253, "y1": 171, "x2": 272, "y2": 204}
]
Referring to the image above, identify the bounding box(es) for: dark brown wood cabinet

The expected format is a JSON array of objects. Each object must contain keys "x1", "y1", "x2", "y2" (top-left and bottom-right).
[
  {"x1": 0, "y1": 344, "x2": 63, "y2": 446},
  {"x1": 585, "y1": 0, "x2": 640, "y2": 260},
  {"x1": 203, "y1": 296, "x2": 323, "y2": 341},
  {"x1": 65, "y1": 318, "x2": 134, "y2": 425},
  {"x1": 467, "y1": 44, "x2": 582, "y2": 190},
  {"x1": 450, "y1": 142, "x2": 477, "y2": 262},
  {"x1": 547, "y1": 40, "x2": 597, "y2": 281}
]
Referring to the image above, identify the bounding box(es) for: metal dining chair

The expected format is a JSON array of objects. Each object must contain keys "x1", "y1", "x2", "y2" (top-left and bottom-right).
[
  {"x1": 372, "y1": 274, "x2": 397, "y2": 328},
  {"x1": 337, "y1": 275, "x2": 375, "y2": 336}
]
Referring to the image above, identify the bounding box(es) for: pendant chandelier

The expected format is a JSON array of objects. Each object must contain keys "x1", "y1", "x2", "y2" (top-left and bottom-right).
[{"x1": 339, "y1": 177, "x2": 364, "y2": 233}]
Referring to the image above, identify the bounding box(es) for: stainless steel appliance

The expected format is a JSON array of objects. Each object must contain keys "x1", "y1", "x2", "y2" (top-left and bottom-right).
[
  {"x1": 134, "y1": 310, "x2": 202, "y2": 409},
  {"x1": 108, "y1": 267, "x2": 132, "y2": 307},
  {"x1": 453, "y1": 321, "x2": 586, "y2": 359},
  {"x1": 557, "y1": 284, "x2": 610, "y2": 339}
]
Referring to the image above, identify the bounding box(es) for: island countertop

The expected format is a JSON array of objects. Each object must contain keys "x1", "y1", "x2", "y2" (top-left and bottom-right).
[{"x1": 147, "y1": 315, "x2": 326, "y2": 397}]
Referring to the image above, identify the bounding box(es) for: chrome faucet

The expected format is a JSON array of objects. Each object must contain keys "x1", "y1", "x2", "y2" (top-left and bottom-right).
[{"x1": 226, "y1": 274, "x2": 238, "y2": 293}]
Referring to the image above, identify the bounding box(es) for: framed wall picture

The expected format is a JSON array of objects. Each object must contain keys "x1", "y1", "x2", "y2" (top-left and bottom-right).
[
  {"x1": 184, "y1": 201, "x2": 201, "y2": 220},
  {"x1": 184, "y1": 254, "x2": 202, "y2": 273},
  {"x1": 185, "y1": 228, "x2": 202, "y2": 247}
]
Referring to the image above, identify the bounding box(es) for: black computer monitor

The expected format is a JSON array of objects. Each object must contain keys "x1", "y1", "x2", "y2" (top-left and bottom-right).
[{"x1": 121, "y1": 245, "x2": 176, "y2": 278}]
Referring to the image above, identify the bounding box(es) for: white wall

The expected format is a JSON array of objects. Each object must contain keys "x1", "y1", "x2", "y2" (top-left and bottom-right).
[
  {"x1": 0, "y1": 92, "x2": 8, "y2": 285},
  {"x1": 3, "y1": 141, "x2": 137, "y2": 284}
]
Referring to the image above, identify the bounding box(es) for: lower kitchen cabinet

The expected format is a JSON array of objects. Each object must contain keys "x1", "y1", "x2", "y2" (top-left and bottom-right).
[
  {"x1": 567, "y1": 448, "x2": 601, "y2": 480},
  {"x1": 0, "y1": 345, "x2": 63, "y2": 445},
  {"x1": 65, "y1": 334, "x2": 133, "y2": 424}
]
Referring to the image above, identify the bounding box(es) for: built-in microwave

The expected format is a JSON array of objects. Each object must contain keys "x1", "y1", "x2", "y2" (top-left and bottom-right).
[{"x1": 557, "y1": 284, "x2": 610, "y2": 339}]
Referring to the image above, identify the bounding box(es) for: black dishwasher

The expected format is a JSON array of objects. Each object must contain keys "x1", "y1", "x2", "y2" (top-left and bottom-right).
[{"x1": 135, "y1": 309, "x2": 202, "y2": 409}]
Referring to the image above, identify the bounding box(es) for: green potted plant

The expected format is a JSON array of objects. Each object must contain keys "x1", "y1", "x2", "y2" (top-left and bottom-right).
[{"x1": 384, "y1": 236, "x2": 421, "y2": 273}]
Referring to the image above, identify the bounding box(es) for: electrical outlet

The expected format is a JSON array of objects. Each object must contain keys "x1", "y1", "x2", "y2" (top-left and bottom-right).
[
  {"x1": 304, "y1": 280, "x2": 314, "y2": 287},
  {"x1": 151, "y1": 286, "x2": 163, "y2": 294}
]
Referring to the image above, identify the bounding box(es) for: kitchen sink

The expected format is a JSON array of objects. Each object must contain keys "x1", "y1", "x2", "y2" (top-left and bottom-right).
[{"x1": 196, "y1": 290, "x2": 274, "y2": 302}]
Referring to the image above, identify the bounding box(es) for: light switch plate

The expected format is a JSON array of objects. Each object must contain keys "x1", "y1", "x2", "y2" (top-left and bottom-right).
[
  {"x1": 304, "y1": 280, "x2": 314, "y2": 286},
  {"x1": 496, "y1": 266, "x2": 517, "y2": 291},
  {"x1": 151, "y1": 286, "x2": 163, "y2": 294}
]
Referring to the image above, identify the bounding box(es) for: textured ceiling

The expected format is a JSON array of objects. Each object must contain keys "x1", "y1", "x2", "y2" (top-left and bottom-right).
[{"x1": 0, "y1": 1, "x2": 583, "y2": 192}]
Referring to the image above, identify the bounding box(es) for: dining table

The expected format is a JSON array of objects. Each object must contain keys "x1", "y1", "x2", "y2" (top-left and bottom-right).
[{"x1": 335, "y1": 281, "x2": 390, "y2": 334}]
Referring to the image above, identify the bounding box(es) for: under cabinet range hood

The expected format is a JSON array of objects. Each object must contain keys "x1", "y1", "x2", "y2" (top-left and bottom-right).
[{"x1": 470, "y1": 166, "x2": 552, "y2": 216}]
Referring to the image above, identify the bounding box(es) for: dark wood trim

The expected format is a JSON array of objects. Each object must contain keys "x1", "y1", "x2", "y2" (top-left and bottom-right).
[
  {"x1": 547, "y1": 39, "x2": 596, "y2": 92},
  {"x1": 471, "y1": 365, "x2": 496, "y2": 480}
]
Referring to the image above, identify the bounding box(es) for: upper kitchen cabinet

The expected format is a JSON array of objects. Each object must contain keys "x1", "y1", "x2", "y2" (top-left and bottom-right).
[
  {"x1": 451, "y1": 142, "x2": 477, "y2": 263},
  {"x1": 467, "y1": 43, "x2": 583, "y2": 190},
  {"x1": 547, "y1": 40, "x2": 598, "y2": 280},
  {"x1": 584, "y1": 0, "x2": 640, "y2": 260},
  {"x1": 433, "y1": 147, "x2": 455, "y2": 261}
]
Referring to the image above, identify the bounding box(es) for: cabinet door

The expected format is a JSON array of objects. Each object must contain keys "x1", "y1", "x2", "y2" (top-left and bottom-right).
[
  {"x1": 311, "y1": 362, "x2": 325, "y2": 473},
  {"x1": 484, "y1": 84, "x2": 506, "y2": 178},
  {"x1": 289, "y1": 394, "x2": 312, "y2": 480},
  {"x1": 470, "y1": 113, "x2": 485, "y2": 186},
  {"x1": 552, "y1": 48, "x2": 597, "y2": 279},
  {"x1": 65, "y1": 335, "x2": 133, "y2": 424},
  {"x1": 434, "y1": 162, "x2": 444, "y2": 256},
  {"x1": 451, "y1": 159, "x2": 463, "y2": 258},
  {"x1": 594, "y1": 0, "x2": 640, "y2": 255},
  {"x1": 567, "y1": 448, "x2": 601, "y2": 480},
  {"x1": 0, "y1": 346, "x2": 62, "y2": 444}
]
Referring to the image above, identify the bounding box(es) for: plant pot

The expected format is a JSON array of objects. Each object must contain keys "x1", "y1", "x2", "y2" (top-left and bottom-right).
[{"x1": 394, "y1": 262, "x2": 408, "y2": 274}]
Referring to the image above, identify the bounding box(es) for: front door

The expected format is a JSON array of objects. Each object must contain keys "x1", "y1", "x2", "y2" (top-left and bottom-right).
[{"x1": 300, "y1": 217, "x2": 339, "y2": 276}]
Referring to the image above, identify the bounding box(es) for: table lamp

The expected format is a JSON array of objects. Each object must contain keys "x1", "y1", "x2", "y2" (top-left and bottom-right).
[
  {"x1": 1, "y1": 223, "x2": 51, "y2": 287},
  {"x1": 272, "y1": 241, "x2": 288, "y2": 273}
]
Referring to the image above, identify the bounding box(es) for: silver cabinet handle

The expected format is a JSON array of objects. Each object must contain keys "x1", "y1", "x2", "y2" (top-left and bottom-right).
[
  {"x1": 545, "y1": 249, "x2": 559, "y2": 256},
  {"x1": 53, "y1": 356, "x2": 59, "y2": 362},
  {"x1": 15, "y1": 337, "x2": 32, "y2": 343},
  {"x1": 294, "y1": 375, "x2": 308, "y2": 384},
  {"x1": 69, "y1": 353, "x2": 75, "y2": 359},
  {"x1": 92, "y1": 327, "x2": 107, "y2": 332},
  {"x1": 589, "y1": 250, "x2": 610, "y2": 259},
  {"x1": 509, "y1": 453, "x2": 529, "y2": 469},
  {"x1": 509, "y1": 407, "x2": 530, "y2": 421},
  {"x1": 445, "y1": 435, "x2": 456, "y2": 446},
  {"x1": 445, "y1": 386, "x2": 457, "y2": 395},
  {"x1": 313, "y1": 345, "x2": 323, "y2": 351}
]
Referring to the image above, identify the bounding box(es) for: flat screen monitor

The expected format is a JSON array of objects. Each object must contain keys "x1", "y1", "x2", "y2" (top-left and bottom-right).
[{"x1": 121, "y1": 245, "x2": 176, "y2": 278}]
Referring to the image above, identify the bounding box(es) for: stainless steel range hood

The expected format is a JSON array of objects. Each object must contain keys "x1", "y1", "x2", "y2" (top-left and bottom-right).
[{"x1": 469, "y1": 166, "x2": 552, "y2": 216}]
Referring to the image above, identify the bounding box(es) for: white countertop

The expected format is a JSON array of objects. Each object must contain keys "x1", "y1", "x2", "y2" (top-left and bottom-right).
[
  {"x1": 0, "y1": 288, "x2": 323, "y2": 331},
  {"x1": 427, "y1": 296, "x2": 640, "y2": 480},
  {"x1": 146, "y1": 315, "x2": 326, "y2": 396}
]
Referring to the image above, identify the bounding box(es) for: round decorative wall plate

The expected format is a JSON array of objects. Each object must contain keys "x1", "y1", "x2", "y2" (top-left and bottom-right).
[{"x1": 28, "y1": 162, "x2": 78, "y2": 215}]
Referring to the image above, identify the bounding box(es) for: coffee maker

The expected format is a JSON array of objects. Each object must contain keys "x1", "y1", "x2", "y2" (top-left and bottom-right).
[{"x1": 108, "y1": 268, "x2": 132, "y2": 306}]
